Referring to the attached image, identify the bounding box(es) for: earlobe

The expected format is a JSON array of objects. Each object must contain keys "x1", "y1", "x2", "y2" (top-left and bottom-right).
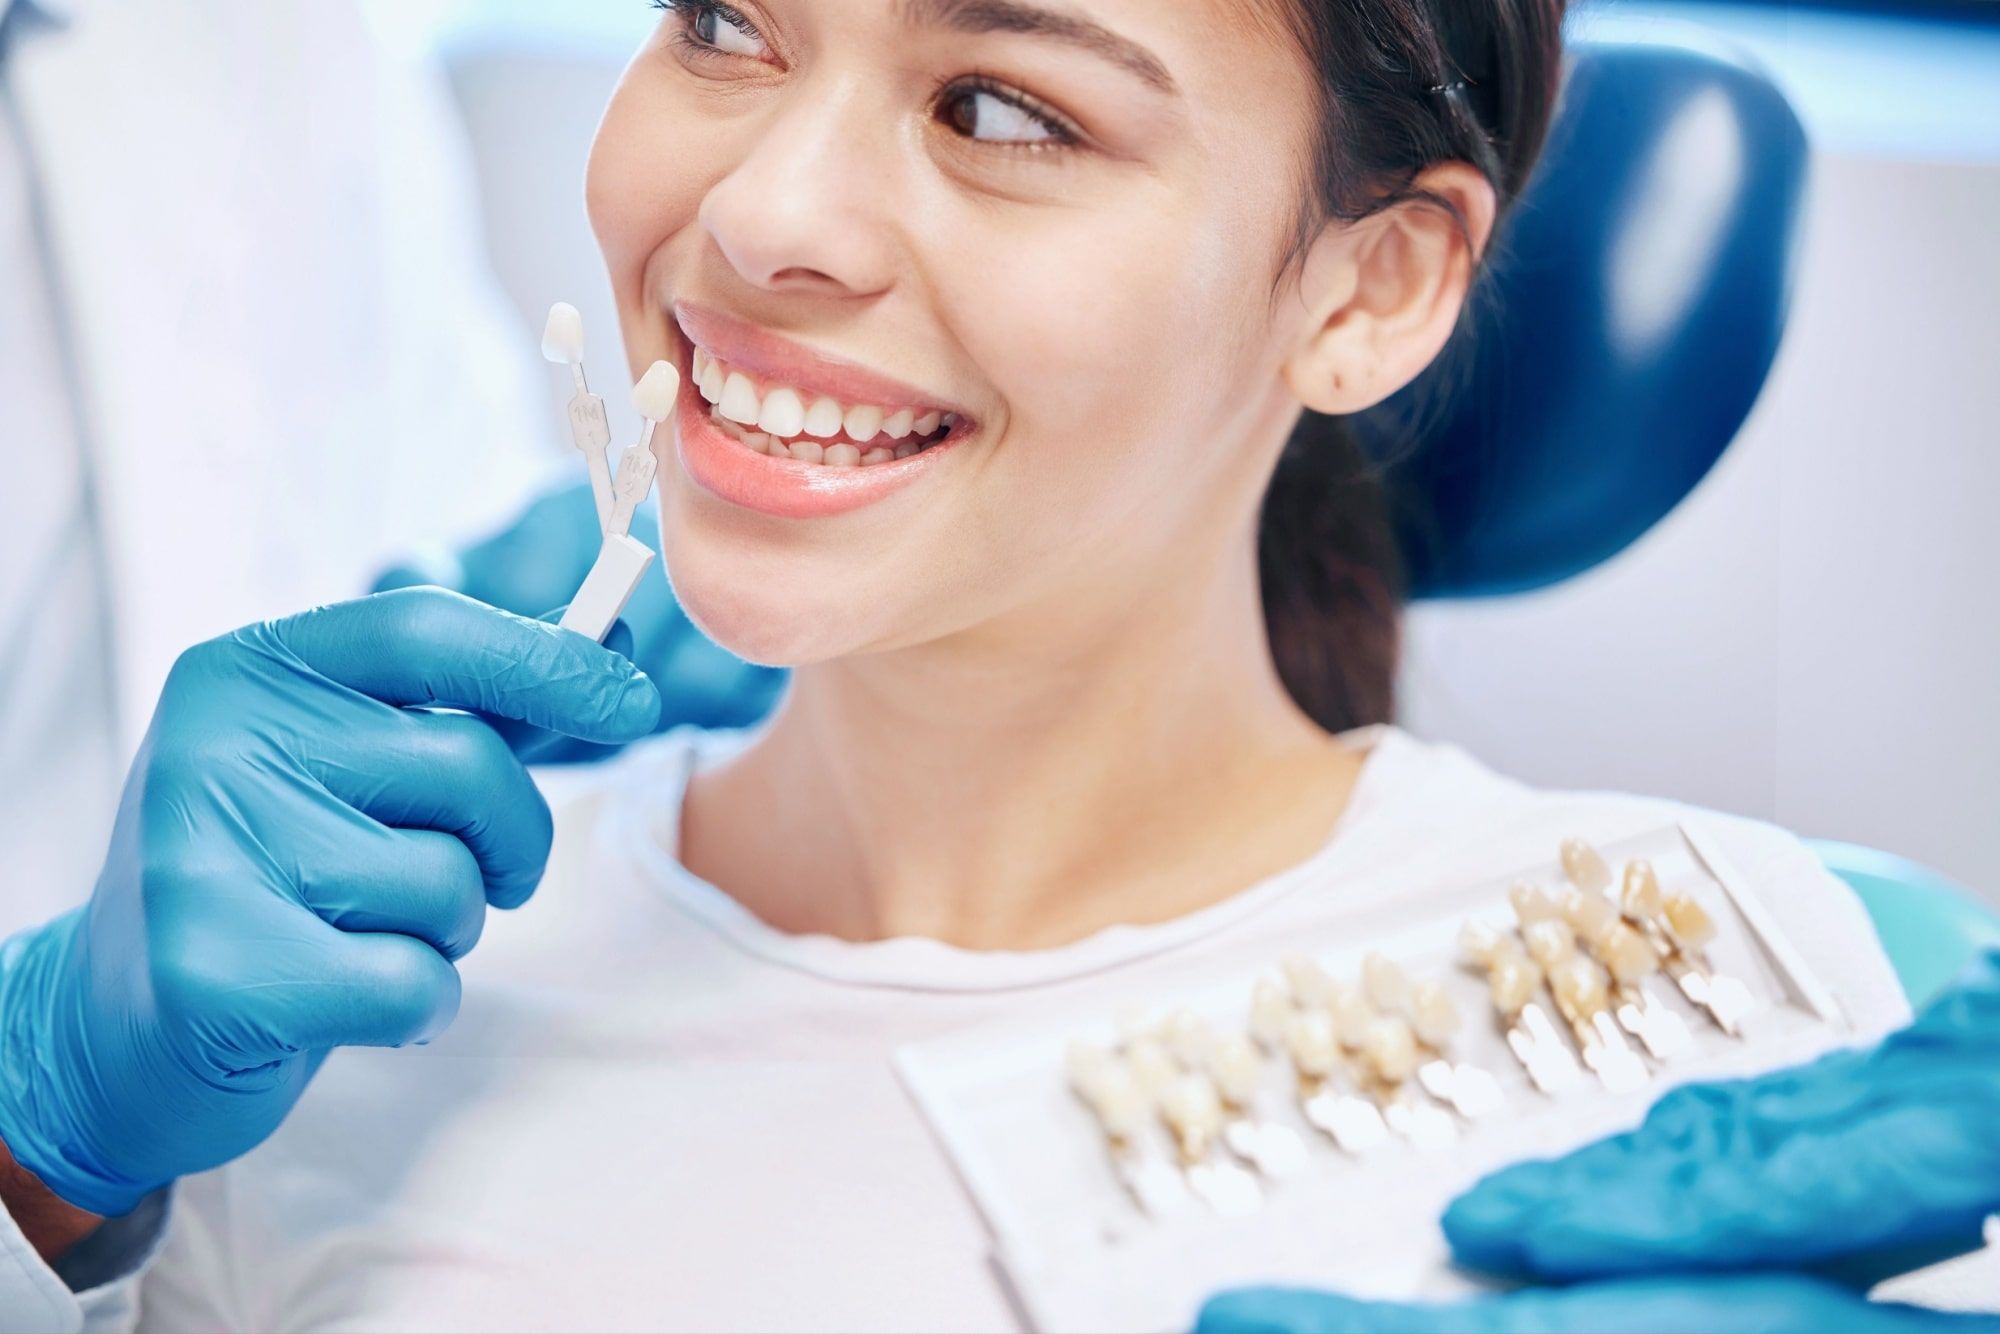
[{"x1": 1280, "y1": 162, "x2": 1499, "y2": 417}]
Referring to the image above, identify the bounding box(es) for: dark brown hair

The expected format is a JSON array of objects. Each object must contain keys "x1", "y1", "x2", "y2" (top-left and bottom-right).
[{"x1": 1257, "y1": 0, "x2": 1566, "y2": 732}]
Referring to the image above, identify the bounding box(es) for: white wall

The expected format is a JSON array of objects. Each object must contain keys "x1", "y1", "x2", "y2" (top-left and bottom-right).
[{"x1": 431, "y1": 5, "x2": 2000, "y2": 901}]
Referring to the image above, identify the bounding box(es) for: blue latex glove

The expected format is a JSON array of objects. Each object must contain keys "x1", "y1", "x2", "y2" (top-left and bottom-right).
[
  {"x1": 1199, "y1": 948, "x2": 2000, "y2": 1333},
  {"x1": 0, "y1": 588, "x2": 662, "y2": 1217},
  {"x1": 373, "y1": 479, "x2": 786, "y2": 759}
]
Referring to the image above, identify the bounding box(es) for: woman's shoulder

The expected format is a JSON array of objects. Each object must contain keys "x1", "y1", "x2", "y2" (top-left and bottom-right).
[{"x1": 1344, "y1": 726, "x2": 1911, "y2": 1035}]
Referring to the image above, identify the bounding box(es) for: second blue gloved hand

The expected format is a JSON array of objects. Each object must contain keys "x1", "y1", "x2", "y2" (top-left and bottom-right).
[
  {"x1": 373, "y1": 480, "x2": 786, "y2": 759},
  {"x1": 1199, "y1": 949, "x2": 2000, "y2": 1333},
  {"x1": 0, "y1": 589, "x2": 662, "y2": 1217}
]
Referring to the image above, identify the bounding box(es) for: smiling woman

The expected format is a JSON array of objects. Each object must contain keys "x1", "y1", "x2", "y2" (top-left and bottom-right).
[{"x1": 24, "y1": 0, "x2": 1916, "y2": 1329}]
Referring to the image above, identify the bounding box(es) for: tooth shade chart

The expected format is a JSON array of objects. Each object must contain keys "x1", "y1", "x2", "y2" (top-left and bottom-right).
[{"x1": 693, "y1": 345, "x2": 953, "y2": 465}]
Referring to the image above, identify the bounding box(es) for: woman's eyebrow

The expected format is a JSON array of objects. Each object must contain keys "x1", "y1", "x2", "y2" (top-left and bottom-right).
[{"x1": 896, "y1": 0, "x2": 1181, "y2": 96}]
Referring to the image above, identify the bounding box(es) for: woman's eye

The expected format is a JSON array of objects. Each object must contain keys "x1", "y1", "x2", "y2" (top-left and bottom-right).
[
  {"x1": 937, "y1": 80, "x2": 1075, "y2": 150},
  {"x1": 660, "y1": 0, "x2": 771, "y2": 61}
]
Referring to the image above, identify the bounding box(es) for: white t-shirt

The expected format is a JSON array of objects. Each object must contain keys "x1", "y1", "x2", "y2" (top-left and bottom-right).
[{"x1": 40, "y1": 725, "x2": 1937, "y2": 1330}]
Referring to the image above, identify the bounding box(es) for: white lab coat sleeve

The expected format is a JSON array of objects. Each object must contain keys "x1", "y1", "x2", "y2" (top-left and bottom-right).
[{"x1": 0, "y1": 1188, "x2": 172, "y2": 1334}]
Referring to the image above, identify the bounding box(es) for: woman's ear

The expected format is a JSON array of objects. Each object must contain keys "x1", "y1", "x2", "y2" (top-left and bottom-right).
[{"x1": 1282, "y1": 162, "x2": 1498, "y2": 415}]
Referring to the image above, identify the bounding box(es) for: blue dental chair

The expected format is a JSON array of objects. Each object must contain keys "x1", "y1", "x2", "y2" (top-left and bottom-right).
[{"x1": 1357, "y1": 38, "x2": 2000, "y2": 1004}]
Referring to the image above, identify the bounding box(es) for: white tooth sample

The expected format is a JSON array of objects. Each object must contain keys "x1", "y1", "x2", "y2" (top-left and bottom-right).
[
  {"x1": 1284, "y1": 1009, "x2": 1338, "y2": 1079},
  {"x1": 540, "y1": 302, "x2": 584, "y2": 364},
  {"x1": 719, "y1": 371, "x2": 761, "y2": 425},
  {"x1": 861, "y1": 447, "x2": 894, "y2": 465},
  {"x1": 1066, "y1": 1040, "x2": 1113, "y2": 1100},
  {"x1": 1163, "y1": 1010, "x2": 1216, "y2": 1067},
  {"x1": 880, "y1": 408, "x2": 915, "y2": 439},
  {"x1": 1126, "y1": 1038, "x2": 1178, "y2": 1098},
  {"x1": 757, "y1": 386, "x2": 805, "y2": 437},
  {"x1": 633, "y1": 361, "x2": 680, "y2": 420},
  {"x1": 844, "y1": 403, "x2": 883, "y2": 442},
  {"x1": 1326, "y1": 981, "x2": 1375, "y2": 1045},
  {"x1": 698, "y1": 358, "x2": 726, "y2": 404},
  {"x1": 1089, "y1": 1063, "x2": 1149, "y2": 1141},
  {"x1": 893, "y1": 443, "x2": 919, "y2": 459},
  {"x1": 1211, "y1": 1036, "x2": 1263, "y2": 1107},
  {"x1": 823, "y1": 444, "x2": 860, "y2": 467},
  {"x1": 1411, "y1": 982, "x2": 1459, "y2": 1048},
  {"x1": 1249, "y1": 978, "x2": 1292, "y2": 1050},
  {"x1": 1281, "y1": 954, "x2": 1337, "y2": 1010},
  {"x1": 1363, "y1": 952, "x2": 1412, "y2": 1014},
  {"x1": 1161, "y1": 1073, "x2": 1224, "y2": 1142},
  {"x1": 790, "y1": 440, "x2": 824, "y2": 465},
  {"x1": 912, "y1": 410, "x2": 942, "y2": 436},
  {"x1": 801, "y1": 396, "x2": 845, "y2": 438}
]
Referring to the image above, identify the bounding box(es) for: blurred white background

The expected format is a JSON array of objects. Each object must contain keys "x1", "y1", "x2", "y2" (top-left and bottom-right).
[{"x1": 372, "y1": 0, "x2": 2000, "y2": 902}]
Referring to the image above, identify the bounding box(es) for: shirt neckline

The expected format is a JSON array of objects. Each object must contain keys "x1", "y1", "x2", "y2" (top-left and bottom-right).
[{"x1": 609, "y1": 722, "x2": 1427, "y2": 994}]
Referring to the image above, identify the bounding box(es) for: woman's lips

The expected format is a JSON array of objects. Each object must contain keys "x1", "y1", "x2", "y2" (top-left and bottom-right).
[
  {"x1": 671, "y1": 366, "x2": 962, "y2": 520},
  {"x1": 672, "y1": 301, "x2": 972, "y2": 423}
]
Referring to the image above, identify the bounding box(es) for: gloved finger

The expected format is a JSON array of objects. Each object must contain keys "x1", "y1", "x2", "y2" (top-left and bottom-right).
[
  {"x1": 313, "y1": 708, "x2": 554, "y2": 910},
  {"x1": 290, "y1": 822, "x2": 488, "y2": 961},
  {"x1": 245, "y1": 587, "x2": 662, "y2": 744},
  {"x1": 1195, "y1": 1273, "x2": 1982, "y2": 1334},
  {"x1": 482, "y1": 614, "x2": 640, "y2": 766},
  {"x1": 1444, "y1": 950, "x2": 2000, "y2": 1281},
  {"x1": 176, "y1": 909, "x2": 463, "y2": 1061}
]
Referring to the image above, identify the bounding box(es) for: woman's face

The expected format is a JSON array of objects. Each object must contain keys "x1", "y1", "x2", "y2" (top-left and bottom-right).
[{"x1": 590, "y1": 0, "x2": 1322, "y2": 664}]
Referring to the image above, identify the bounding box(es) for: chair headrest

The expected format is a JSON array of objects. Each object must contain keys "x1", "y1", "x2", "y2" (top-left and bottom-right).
[{"x1": 1361, "y1": 39, "x2": 1809, "y2": 599}]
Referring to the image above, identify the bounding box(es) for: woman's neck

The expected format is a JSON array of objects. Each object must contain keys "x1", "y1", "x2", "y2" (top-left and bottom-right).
[{"x1": 676, "y1": 529, "x2": 1370, "y2": 950}]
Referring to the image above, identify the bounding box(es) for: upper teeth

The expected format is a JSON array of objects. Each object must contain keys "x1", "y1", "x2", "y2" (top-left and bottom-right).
[{"x1": 693, "y1": 346, "x2": 953, "y2": 446}]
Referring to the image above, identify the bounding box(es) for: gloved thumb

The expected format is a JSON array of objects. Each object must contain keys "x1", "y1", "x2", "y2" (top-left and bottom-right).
[{"x1": 1443, "y1": 949, "x2": 2000, "y2": 1283}]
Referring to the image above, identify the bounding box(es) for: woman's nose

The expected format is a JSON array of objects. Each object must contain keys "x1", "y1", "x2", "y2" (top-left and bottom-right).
[{"x1": 699, "y1": 85, "x2": 900, "y2": 299}]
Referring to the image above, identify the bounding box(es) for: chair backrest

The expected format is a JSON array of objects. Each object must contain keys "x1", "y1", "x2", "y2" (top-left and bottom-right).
[{"x1": 1361, "y1": 39, "x2": 1810, "y2": 599}]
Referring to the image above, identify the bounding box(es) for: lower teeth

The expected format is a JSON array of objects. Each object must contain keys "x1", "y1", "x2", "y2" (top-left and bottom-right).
[{"x1": 711, "y1": 407, "x2": 941, "y2": 464}]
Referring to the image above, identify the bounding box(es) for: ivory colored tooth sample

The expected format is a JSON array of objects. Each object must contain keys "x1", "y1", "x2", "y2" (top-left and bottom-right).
[
  {"x1": 1360, "y1": 1014, "x2": 1421, "y2": 1085},
  {"x1": 1561, "y1": 837, "x2": 1613, "y2": 894},
  {"x1": 1662, "y1": 891, "x2": 1718, "y2": 950},
  {"x1": 1509, "y1": 881, "x2": 1562, "y2": 925},
  {"x1": 1621, "y1": 859, "x2": 1665, "y2": 920},
  {"x1": 1488, "y1": 950, "x2": 1543, "y2": 1016},
  {"x1": 1562, "y1": 887, "x2": 1620, "y2": 945},
  {"x1": 1066, "y1": 1039, "x2": 1112, "y2": 1099},
  {"x1": 1210, "y1": 1035, "x2": 1264, "y2": 1107},
  {"x1": 1160, "y1": 1072, "x2": 1226, "y2": 1150},
  {"x1": 1077, "y1": 1058, "x2": 1150, "y2": 1141},
  {"x1": 1522, "y1": 919, "x2": 1578, "y2": 970},
  {"x1": 1599, "y1": 920, "x2": 1662, "y2": 984},
  {"x1": 1549, "y1": 954, "x2": 1610, "y2": 1017},
  {"x1": 1410, "y1": 981, "x2": 1460, "y2": 1049},
  {"x1": 1458, "y1": 918, "x2": 1506, "y2": 966}
]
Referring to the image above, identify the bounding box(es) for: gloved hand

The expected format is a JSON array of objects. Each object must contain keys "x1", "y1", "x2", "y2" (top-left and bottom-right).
[
  {"x1": 373, "y1": 479, "x2": 786, "y2": 760},
  {"x1": 1198, "y1": 948, "x2": 2000, "y2": 1333},
  {"x1": 0, "y1": 588, "x2": 662, "y2": 1218}
]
